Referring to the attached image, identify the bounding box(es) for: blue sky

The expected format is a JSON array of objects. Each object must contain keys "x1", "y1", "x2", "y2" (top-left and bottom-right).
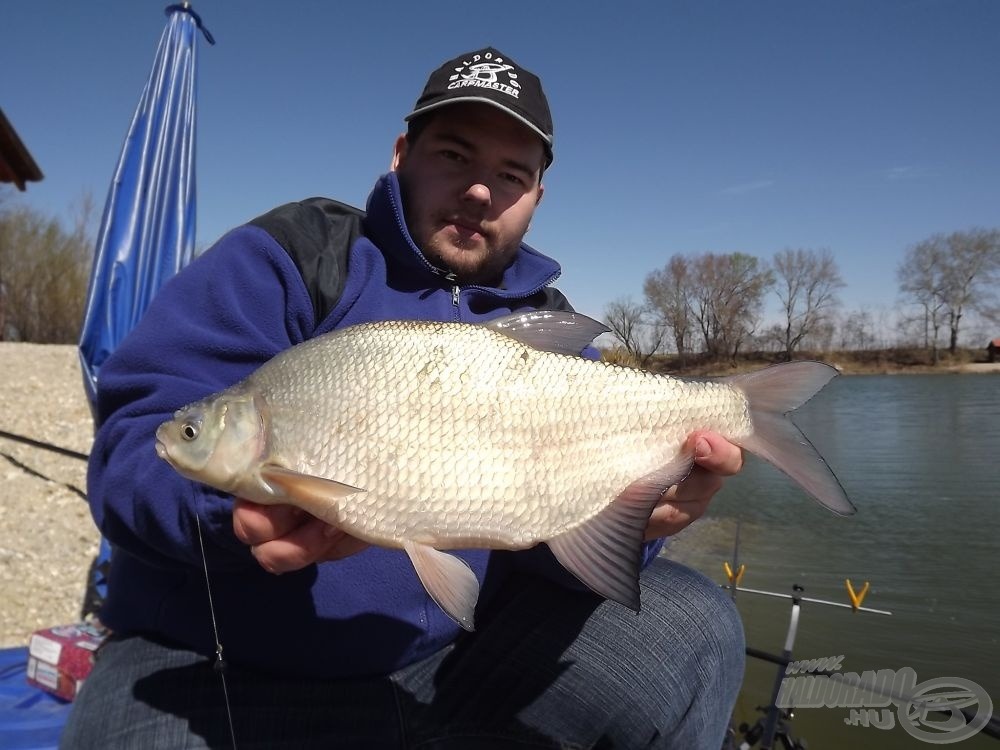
[{"x1": 3, "y1": 0, "x2": 998, "y2": 327}]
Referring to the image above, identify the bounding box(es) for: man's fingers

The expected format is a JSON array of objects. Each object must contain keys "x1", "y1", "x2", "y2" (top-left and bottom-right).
[
  {"x1": 691, "y1": 431, "x2": 743, "y2": 476},
  {"x1": 249, "y1": 517, "x2": 371, "y2": 574},
  {"x1": 645, "y1": 499, "x2": 707, "y2": 539},
  {"x1": 233, "y1": 499, "x2": 306, "y2": 546},
  {"x1": 670, "y1": 465, "x2": 723, "y2": 504},
  {"x1": 643, "y1": 432, "x2": 743, "y2": 540},
  {"x1": 251, "y1": 516, "x2": 337, "y2": 573},
  {"x1": 321, "y1": 526, "x2": 371, "y2": 561}
]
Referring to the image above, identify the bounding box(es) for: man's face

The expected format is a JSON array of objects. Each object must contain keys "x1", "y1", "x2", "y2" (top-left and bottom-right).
[{"x1": 392, "y1": 102, "x2": 545, "y2": 286}]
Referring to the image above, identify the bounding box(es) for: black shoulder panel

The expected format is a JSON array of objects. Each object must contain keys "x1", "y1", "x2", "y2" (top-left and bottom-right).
[
  {"x1": 524, "y1": 285, "x2": 574, "y2": 312},
  {"x1": 249, "y1": 198, "x2": 366, "y2": 325}
]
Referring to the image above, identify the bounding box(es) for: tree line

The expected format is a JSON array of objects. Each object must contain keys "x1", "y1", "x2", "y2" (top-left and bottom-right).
[
  {"x1": 896, "y1": 229, "x2": 1000, "y2": 364},
  {"x1": 606, "y1": 229, "x2": 1000, "y2": 366},
  {"x1": 0, "y1": 189, "x2": 94, "y2": 343}
]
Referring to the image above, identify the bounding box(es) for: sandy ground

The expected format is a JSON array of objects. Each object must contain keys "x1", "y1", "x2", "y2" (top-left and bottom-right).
[{"x1": 0, "y1": 343, "x2": 99, "y2": 648}]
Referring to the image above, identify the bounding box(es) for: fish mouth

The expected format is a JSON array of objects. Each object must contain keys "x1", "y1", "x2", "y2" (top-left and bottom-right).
[{"x1": 154, "y1": 423, "x2": 170, "y2": 462}]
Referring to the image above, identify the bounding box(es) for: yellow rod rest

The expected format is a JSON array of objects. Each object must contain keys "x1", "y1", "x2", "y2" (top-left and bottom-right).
[
  {"x1": 846, "y1": 579, "x2": 870, "y2": 611},
  {"x1": 723, "y1": 561, "x2": 746, "y2": 586}
]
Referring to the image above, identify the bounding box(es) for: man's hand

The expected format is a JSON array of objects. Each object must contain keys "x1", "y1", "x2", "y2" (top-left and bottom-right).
[
  {"x1": 233, "y1": 500, "x2": 369, "y2": 574},
  {"x1": 645, "y1": 431, "x2": 744, "y2": 540}
]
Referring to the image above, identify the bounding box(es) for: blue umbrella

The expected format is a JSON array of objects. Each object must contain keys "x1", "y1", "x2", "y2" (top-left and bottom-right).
[
  {"x1": 78, "y1": 3, "x2": 214, "y2": 407},
  {"x1": 78, "y1": 3, "x2": 213, "y2": 602}
]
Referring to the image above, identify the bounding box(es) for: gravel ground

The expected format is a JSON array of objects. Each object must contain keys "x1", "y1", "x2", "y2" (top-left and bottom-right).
[{"x1": 0, "y1": 343, "x2": 100, "y2": 648}]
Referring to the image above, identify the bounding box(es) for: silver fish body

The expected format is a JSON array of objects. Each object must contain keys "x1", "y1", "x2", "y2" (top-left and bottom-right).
[{"x1": 156, "y1": 312, "x2": 852, "y2": 629}]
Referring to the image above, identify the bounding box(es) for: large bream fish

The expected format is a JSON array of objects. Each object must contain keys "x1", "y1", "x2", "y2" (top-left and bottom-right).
[{"x1": 156, "y1": 311, "x2": 853, "y2": 630}]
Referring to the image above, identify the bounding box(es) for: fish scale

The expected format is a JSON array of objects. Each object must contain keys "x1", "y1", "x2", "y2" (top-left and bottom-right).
[{"x1": 156, "y1": 311, "x2": 852, "y2": 630}]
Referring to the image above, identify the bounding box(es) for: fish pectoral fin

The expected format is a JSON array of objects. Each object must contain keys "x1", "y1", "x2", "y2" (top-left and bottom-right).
[
  {"x1": 485, "y1": 311, "x2": 610, "y2": 355},
  {"x1": 404, "y1": 541, "x2": 479, "y2": 632},
  {"x1": 258, "y1": 465, "x2": 365, "y2": 522},
  {"x1": 546, "y1": 451, "x2": 695, "y2": 613}
]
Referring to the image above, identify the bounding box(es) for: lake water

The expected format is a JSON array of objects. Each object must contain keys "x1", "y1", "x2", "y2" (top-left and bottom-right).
[{"x1": 665, "y1": 373, "x2": 1000, "y2": 749}]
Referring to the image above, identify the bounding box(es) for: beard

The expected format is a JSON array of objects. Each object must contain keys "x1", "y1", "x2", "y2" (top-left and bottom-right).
[
  {"x1": 415, "y1": 216, "x2": 523, "y2": 286},
  {"x1": 395, "y1": 166, "x2": 532, "y2": 286}
]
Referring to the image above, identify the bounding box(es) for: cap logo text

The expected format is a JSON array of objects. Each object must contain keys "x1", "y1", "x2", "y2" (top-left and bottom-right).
[{"x1": 448, "y1": 52, "x2": 521, "y2": 98}]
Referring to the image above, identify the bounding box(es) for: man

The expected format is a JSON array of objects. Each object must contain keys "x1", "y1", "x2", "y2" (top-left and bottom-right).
[{"x1": 64, "y1": 48, "x2": 745, "y2": 749}]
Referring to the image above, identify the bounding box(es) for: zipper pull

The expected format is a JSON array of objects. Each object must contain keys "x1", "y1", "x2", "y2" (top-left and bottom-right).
[{"x1": 451, "y1": 285, "x2": 460, "y2": 306}]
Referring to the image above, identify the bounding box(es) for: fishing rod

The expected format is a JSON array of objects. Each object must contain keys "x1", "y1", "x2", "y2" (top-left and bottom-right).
[
  {"x1": 0, "y1": 428, "x2": 90, "y2": 462},
  {"x1": 0, "y1": 428, "x2": 90, "y2": 501}
]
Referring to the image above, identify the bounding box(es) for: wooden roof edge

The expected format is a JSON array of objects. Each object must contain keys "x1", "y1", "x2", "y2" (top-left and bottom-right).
[{"x1": 0, "y1": 107, "x2": 44, "y2": 190}]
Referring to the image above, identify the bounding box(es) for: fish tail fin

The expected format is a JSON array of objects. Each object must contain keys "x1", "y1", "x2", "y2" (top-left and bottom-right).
[{"x1": 725, "y1": 361, "x2": 856, "y2": 516}]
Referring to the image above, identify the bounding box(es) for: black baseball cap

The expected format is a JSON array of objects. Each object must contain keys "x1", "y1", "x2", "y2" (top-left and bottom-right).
[{"x1": 405, "y1": 47, "x2": 554, "y2": 167}]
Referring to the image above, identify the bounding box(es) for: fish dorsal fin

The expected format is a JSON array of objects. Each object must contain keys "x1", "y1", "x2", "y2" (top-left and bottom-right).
[
  {"x1": 486, "y1": 311, "x2": 610, "y2": 356},
  {"x1": 259, "y1": 465, "x2": 365, "y2": 523},
  {"x1": 546, "y1": 451, "x2": 695, "y2": 612},
  {"x1": 404, "y1": 541, "x2": 480, "y2": 632}
]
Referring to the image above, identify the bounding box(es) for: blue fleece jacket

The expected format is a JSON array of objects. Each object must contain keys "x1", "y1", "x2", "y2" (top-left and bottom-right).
[{"x1": 88, "y1": 172, "x2": 664, "y2": 678}]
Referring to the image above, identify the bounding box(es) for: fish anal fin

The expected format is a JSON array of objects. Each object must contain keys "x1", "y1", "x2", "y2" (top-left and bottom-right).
[
  {"x1": 486, "y1": 311, "x2": 609, "y2": 356},
  {"x1": 547, "y1": 451, "x2": 695, "y2": 612},
  {"x1": 404, "y1": 541, "x2": 479, "y2": 632},
  {"x1": 258, "y1": 465, "x2": 365, "y2": 522}
]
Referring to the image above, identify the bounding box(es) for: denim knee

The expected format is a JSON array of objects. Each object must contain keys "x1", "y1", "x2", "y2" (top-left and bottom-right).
[
  {"x1": 642, "y1": 556, "x2": 746, "y2": 672},
  {"x1": 622, "y1": 558, "x2": 745, "y2": 747}
]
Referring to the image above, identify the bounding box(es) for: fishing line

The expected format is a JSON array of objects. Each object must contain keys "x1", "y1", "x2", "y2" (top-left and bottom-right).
[{"x1": 195, "y1": 513, "x2": 238, "y2": 750}]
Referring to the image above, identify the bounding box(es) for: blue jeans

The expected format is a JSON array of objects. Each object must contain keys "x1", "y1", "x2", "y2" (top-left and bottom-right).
[{"x1": 61, "y1": 558, "x2": 744, "y2": 749}]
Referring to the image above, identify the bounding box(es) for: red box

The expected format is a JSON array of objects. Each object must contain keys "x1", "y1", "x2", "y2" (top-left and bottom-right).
[{"x1": 25, "y1": 621, "x2": 109, "y2": 701}]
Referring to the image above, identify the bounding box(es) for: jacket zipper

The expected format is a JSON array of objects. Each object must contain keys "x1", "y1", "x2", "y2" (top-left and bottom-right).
[{"x1": 446, "y1": 273, "x2": 461, "y2": 320}]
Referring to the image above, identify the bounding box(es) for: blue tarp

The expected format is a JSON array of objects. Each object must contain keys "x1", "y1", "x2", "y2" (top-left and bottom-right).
[
  {"x1": 0, "y1": 648, "x2": 70, "y2": 750},
  {"x1": 78, "y1": 3, "x2": 213, "y2": 406},
  {"x1": 75, "y1": 4, "x2": 212, "y2": 605}
]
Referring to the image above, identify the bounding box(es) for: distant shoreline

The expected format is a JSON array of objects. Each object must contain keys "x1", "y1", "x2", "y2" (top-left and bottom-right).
[{"x1": 599, "y1": 346, "x2": 1000, "y2": 377}]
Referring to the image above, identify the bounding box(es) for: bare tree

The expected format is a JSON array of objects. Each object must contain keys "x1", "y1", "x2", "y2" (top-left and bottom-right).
[
  {"x1": 898, "y1": 229, "x2": 1000, "y2": 357},
  {"x1": 940, "y1": 228, "x2": 1000, "y2": 354},
  {"x1": 603, "y1": 296, "x2": 664, "y2": 366},
  {"x1": 773, "y1": 248, "x2": 844, "y2": 360},
  {"x1": 799, "y1": 318, "x2": 836, "y2": 353},
  {"x1": 839, "y1": 309, "x2": 876, "y2": 351},
  {"x1": 897, "y1": 235, "x2": 948, "y2": 361},
  {"x1": 643, "y1": 255, "x2": 693, "y2": 364},
  {"x1": 689, "y1": 253, "x2": 773, "y2": 364}
]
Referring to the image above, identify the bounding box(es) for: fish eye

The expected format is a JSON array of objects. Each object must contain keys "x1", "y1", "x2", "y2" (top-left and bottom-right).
[{"x1": 180, "y1": 420, "x2": 201, "y2": 441}]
